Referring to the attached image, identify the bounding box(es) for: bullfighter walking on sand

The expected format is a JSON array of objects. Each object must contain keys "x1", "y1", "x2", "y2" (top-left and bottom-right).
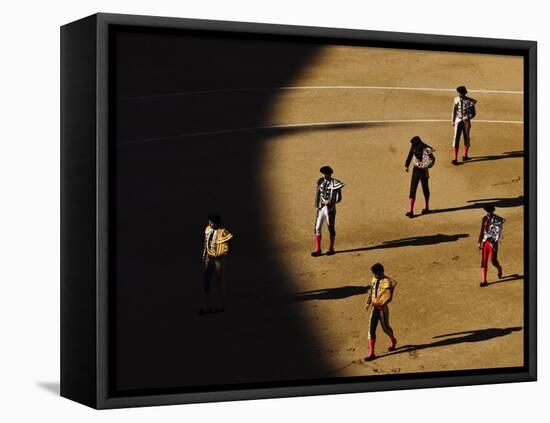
[
  {"x1": 405, "y1": 136, "x2": 435, "y2": 218},
  {"x1": 365, "y1": 263, "x2": 398, "y2": 361},
  {"x1": 479, "y1": 205, "x2": 505, "y2": 287}
]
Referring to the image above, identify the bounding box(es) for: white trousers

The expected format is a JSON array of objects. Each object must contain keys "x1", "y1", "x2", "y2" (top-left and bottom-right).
[{"x1": 315, "y1": 206, "x2": 336, "y2": 236}]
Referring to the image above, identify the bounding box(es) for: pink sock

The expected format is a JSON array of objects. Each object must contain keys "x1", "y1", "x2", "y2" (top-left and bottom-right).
[
  {"x1": 368, "y1": 338, "x2": 375, "y2": 357},
  {"x1": 424, "y1": 198, "x2": 429, "y2": 210},
  {"x1": 453, "y1": 147, "x2": 458, "y2": 161},
  {"x1": 314, "y1": 234, "x2": 321, "y2": 252},
  {"x1": 464, "y1": 146, "x2": 469, "y2": 157},
  {"x1": 408, "y1": 198, "x2": 415, "y2": 213},
  {"x1": 482, "y1": 266, "x2": 488, "y2": 283}
]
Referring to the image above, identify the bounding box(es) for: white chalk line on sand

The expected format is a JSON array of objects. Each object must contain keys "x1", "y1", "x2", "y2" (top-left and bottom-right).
[
  {"x1": 120, "y1": 118, "x2": 524, "y2": 145},
  {"x1": 119, "y1": 85, "x2": 523, "y2": 101}
]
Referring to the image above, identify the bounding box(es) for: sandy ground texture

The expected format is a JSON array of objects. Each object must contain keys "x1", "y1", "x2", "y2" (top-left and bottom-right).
[
  {"x1": 259, "y1": 47, "x2": 524, "y2": 376},
  {"x1": 113, "y1": 39, "x2": 524, "y2": 390}
]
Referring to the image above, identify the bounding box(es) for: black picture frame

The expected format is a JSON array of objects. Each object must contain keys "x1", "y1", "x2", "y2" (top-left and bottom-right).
[{"x1": 61, "y1": 12, "x2": 537, "y2": 409}]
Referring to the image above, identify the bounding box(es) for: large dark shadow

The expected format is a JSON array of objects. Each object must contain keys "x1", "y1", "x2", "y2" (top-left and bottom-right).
[
  {"x1": 427, "y1": 196, "x2": 524, "y2": 215},
  {"x1": 374, "y1": 327, "x2": 522, "y2": 360},
  {"x1": 110, "y1": 27, "x2": 331, "y2": 393},
  {"x1": 292, "y1": 285, "x2": 369, "y2": 302},
  {"x1": 121, "y1": 119, "x2": 386, "y2": 143},
  {"x1": 334, "y1": 233, "x2": 469, "y2": 255},
  {"x1": 460, "y1": 150, "x2": 523, "y2": 164}
]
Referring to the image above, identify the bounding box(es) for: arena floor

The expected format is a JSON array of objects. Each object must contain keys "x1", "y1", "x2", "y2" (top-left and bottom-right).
[{"x1": 256, "y1": 46, "x2": 524, "y2": 376}]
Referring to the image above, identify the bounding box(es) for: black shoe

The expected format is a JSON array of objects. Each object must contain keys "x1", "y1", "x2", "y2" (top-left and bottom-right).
[
  {"x1": 421, "y1": 208, "x2": 430, "y2": 215},
  {"x1": 388, "y1": 340, "x2": 397, "y2": 352},
  {"x1": 462, "y1": 155, "x2": 470, "y2": 161},
  {"x1": 479, "y1": 282, "x2": 488, "y2": 287},
  {"x1": 452, "y1": 159, "x2": 458, "y2": 165},
  {"x1": 405, "y1": 211, "x2": 414, "y2": 218},
  {"x1": 213, "y1": 308, "x2": 225, "y2": 314},
  {"x1": 199, "y1": 308, "x2": 212, "y2": 316},
  {"x1": 326, "y1": 249, "x2": 335, "y2": 256},
  {"x1": 311, "y1": 250, "x2": 322, "y2": 257},
  {"x1": 365, "y1": 354, "x2": 376, "y2": 361}
]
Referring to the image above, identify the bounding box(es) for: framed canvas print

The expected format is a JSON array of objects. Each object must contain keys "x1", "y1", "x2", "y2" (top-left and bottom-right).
[{"x1": 60, "y1": 13, "x2": 537, "y2": 409}]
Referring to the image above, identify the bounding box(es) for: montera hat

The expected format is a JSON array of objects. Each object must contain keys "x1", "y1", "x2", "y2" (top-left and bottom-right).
[
  {"x1": 208, "y1": 214, "x2": 222, "y2": 224},
  {"x1": 320, "y1": 165, "x2": 334, "y2": 174},
  {"x1": 371, "y1": 263, "x2": 384, "y2": 274}
]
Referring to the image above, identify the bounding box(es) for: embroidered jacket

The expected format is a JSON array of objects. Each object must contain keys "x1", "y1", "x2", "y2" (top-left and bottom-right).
[
  {"x1": 452, "y1": 95, "x2": 477, "y2": 122},
  {"x1": 366, "y1": 276, "x2": 398, "y2": 307},
  {"x1": 478, "y1": 214, "x2": 505, "y2": 245},
  {"x1": 203, "y1": 226, "x2": 233, "y2": 259},
  {"x1": 405, "y1": 142, "x2": 435, "y2": 168},
  {"x1": 314, "y1": 178, "x2": 345, "y2": 210}
]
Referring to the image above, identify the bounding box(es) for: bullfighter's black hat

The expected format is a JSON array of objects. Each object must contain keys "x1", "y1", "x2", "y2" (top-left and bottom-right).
[
  {"x1": 371, "y1": 263, "x2": 384, "y2": 275},
  {"x1": 320, "y1": 165, "x2": 334, "y2": 175},
  {"x1": 208, "y1": 214, "x2": 221, "y2": 224}
]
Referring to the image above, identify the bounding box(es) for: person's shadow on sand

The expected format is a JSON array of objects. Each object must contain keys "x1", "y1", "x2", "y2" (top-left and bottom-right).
[
  {"x1": 458, "y1": 150, "x2": 523, "y2": 164},
  {"x1": 422, "y1": 195, "x2": 523, "y2": 216},
  {"x1": 292, "y1": 285, "x2": 369, "y2": 301},
  {"x1": 334, "y1": 233, "x2": 469, "y2": 255},
  {"x1": 487, "y1": 273, "x2": 523, "y2": 286},
  {"x1": 370, "y1": 326, "x2": 523, "y2": 361}
]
